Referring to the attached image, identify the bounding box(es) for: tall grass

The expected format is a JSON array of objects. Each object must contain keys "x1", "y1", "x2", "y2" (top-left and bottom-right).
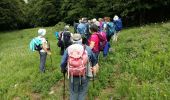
[{"x1": 0, "y1": 22, "x2": 170, "y2": 100}]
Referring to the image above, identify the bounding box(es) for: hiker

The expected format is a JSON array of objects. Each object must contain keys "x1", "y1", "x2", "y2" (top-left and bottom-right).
[
  {"x1": 60, "y1": 34, "x2": 97, "y2": 100},
  {"x1": 98, "y1": 18, "x2": 104, "y2": 32},
  {"x1": 103, "y1": 17, "x2": 116, "y2": 42},
  {"x1": 37, "y1": 28, "x2": 51, "y2": 73},
  {"x1": 92, "y1": 18, "x2": 100, "y2": 29},
  {"x1": 58, "y1": 25, "x2": 73, "y2": 55},
  {"x1": 88, "y1": 24, "x2": 102, "y2": 73},
  {"x1": 113, "y1": 15, "x2": 123, "y2": 41},
  {"x1": 77, "y1": 18, "x2": 89, "y2": 44},
  {"x1": 88, "y1": 24, "x2": 100, "y2": 61}
]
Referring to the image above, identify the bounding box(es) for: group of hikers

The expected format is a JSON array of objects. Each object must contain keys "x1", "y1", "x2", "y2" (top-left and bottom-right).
[{"x1": 30, "y1": 15, "x2": 122, "y2": 100}]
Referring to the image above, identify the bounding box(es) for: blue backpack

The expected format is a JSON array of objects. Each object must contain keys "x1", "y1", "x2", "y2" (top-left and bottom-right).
[
  {"x1": 107, "y1": 22, "x2": 116, "y2": 36},
  {"x1": 114, "y1": 18, "x2": 122, "y2": 31},
  {"x1": 29, "y1": 37, "x2": 42, "y2": 51},
  {"x1": 54, "y1": 32, "x2": 59, "y2": 39},
  {"x1": 77, "y1": 23, "x2": 87, "y2": 35}
]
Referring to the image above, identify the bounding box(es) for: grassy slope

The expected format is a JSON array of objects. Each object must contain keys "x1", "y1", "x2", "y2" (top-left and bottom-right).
[{"x1": 0, "y1": 22, "x2": 170, "y2": 100}]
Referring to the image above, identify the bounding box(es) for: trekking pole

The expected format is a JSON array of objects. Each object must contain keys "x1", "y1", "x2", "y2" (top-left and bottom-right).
[
  {"x1": 63, "y1": 73, "x2": 66, "y2": 100},
  {"x1": 92, "y1": 70, "x2": 95, "y2": 88}
]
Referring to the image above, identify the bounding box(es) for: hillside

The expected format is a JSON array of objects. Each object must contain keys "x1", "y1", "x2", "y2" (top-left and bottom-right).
[{"x1": 0, "y1": 22, "x2": 170, "y2": 100}]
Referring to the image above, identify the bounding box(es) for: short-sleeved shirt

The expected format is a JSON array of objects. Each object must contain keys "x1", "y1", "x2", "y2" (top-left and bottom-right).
[
  {"x1": 38, "y1": 36, "x2": 47, "y2": 52},
  {"x1": 88, "y1": 33, "x2": 100, "y2": 53}
]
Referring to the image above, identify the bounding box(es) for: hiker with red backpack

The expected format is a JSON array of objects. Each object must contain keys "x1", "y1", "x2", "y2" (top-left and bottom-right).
[{"x1": 60, "y1": 34, "x2": 97, "y2": 100}]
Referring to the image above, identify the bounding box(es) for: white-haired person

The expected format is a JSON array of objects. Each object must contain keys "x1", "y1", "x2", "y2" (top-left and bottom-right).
[
  {"x1": 37, "y1": 28, "x2": 51, "y2": 73},
  {"x1": 113, "y1": 15, "x2": 123, "y2": 41}
]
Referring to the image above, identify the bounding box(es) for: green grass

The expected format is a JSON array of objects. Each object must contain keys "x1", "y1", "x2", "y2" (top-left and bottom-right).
[{"x1": 0, "y1": 22, "x2": 170, "y2": 100}]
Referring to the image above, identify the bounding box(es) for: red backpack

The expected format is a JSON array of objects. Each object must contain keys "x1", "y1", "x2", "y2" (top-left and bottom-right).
[
  {"x1": 67, "y1": 44, "x2": 88, "y2": 77},
  {"x1": 95, "y1": 31, "x2": 107, "y2": 51}
]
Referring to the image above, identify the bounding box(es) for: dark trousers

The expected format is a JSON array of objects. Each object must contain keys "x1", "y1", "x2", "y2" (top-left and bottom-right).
[
  {"x1": 69, "y1": 77, "x2": 89, "y2": 100},
  {"x1": 39, "y1": 52, "x2": 47, "y2": 73}
]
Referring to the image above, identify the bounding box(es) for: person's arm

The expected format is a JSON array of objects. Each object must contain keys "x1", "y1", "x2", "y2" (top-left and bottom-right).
[
  {"x1": 86, "y1": 46, "x2": 97, "y2": 67},
  {"x1": 88, "y1": 47, "x2": 98, "y2": 74},
  {"x1": 89, "y1": 34, "x2": 97, "y2": 49},
  {"x1": 89, "y1": 41, "x2": 95, "y2": 49},
  {"x1": 103, "y1": 23, "x2": 107, "y2": 32},
  {"x1": 42, "y1": 42, "x2": 51, "y2": 55},
  {"x1": 60, "y1": 49, "x2": 68, "y2": 73}
]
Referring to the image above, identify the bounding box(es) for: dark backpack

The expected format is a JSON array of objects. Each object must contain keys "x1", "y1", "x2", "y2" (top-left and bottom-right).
[
  {"x1": 95, "y1": 32, "x2": 107, "y2": 51},
  {"x1": 61, "y1": 31, "x2": 72, "y2": 48}
]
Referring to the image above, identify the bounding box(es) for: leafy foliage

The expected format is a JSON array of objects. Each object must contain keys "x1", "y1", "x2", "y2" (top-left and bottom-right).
[
  {"x1": 0, "y1": 0, "x2": 26, "y2": 30},
  {"x1": 0, "y1": 0, "x2": 170, "y2": 30}
]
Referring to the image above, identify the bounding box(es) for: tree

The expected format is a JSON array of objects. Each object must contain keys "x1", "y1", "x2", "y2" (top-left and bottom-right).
[{"x1": 0, "y1": 0, "x2": 26, "y2": 30}]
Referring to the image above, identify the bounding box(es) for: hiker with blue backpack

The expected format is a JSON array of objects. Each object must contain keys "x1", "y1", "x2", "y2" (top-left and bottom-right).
[
  {"x1": 113, "y1": 15, "x2": 123, "y2": 41},
  {"x1": 60, "y1": 34, "x2": 97, "y2": 100},
  {"x1": 77, "y1": 18, "x2": 89, "y2": 44},
  {"x1": 103, "y1": 17, "x2": 116, "y2": 42},
  {"x1": 30, "y1": 28, "x2": 51, "y2": 73}
]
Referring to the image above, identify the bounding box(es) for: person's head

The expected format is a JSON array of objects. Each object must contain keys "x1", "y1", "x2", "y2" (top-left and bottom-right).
[
  {"x1": 98, "y1": 18, "x2": 103, "y2": 22},
  {"x1": 113, "y1": 15, "x2": 119, "y2": 21},
  {"x1": 79, "y1": 19, "x2": 82, "y2": 23},
  {"x1": 38, "y1": 28, "x2": 46, "y2": 36},
  {"x1": 92, "y1": 18, "x2": 97, "y2": 23},
  {"x1": 72, "y1": 33, "x2": 82, "y2": 44},
  {"x1": 89, "y1": 24, "x2": 98, "y2": 33},
  {"x1": 64, "y1": 25, "x2": 70, "y2": 31},
  {"x1": 82, "y1": 17, "x2": 87, "y2": 23},
  {"x1": 104, "y1": 17, "x2": 110, "y2": 22}
]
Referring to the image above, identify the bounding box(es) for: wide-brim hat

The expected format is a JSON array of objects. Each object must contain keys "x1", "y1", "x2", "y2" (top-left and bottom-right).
[{"x1": 72, "y1": 34, "x2": 81, "y2": 41}]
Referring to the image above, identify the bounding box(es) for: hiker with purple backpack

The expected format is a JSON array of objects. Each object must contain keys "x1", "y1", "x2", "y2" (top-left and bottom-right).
[{"x1": 60, "y1": 33, "x2": 97, "y2": 100}]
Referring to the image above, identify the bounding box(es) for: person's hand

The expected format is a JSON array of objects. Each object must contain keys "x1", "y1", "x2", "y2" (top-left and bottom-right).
[
  {"x1": 61, "y1": 69, "x2": 67, "y2": 74},
  {"x1": 47, "y1": 51, "x2": 51, "y2": 55},
  {"x1": 91, "y1": 64, "x2": 99, "y2": 75}
]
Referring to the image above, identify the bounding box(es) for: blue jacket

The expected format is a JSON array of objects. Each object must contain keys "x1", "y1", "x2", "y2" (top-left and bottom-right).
[
  {"x1": 60, "y1": 44, "x2": 97, "y2": 71},
  {"x1": 77, "y1": 23, "x2": 87, "y2": 34}
]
